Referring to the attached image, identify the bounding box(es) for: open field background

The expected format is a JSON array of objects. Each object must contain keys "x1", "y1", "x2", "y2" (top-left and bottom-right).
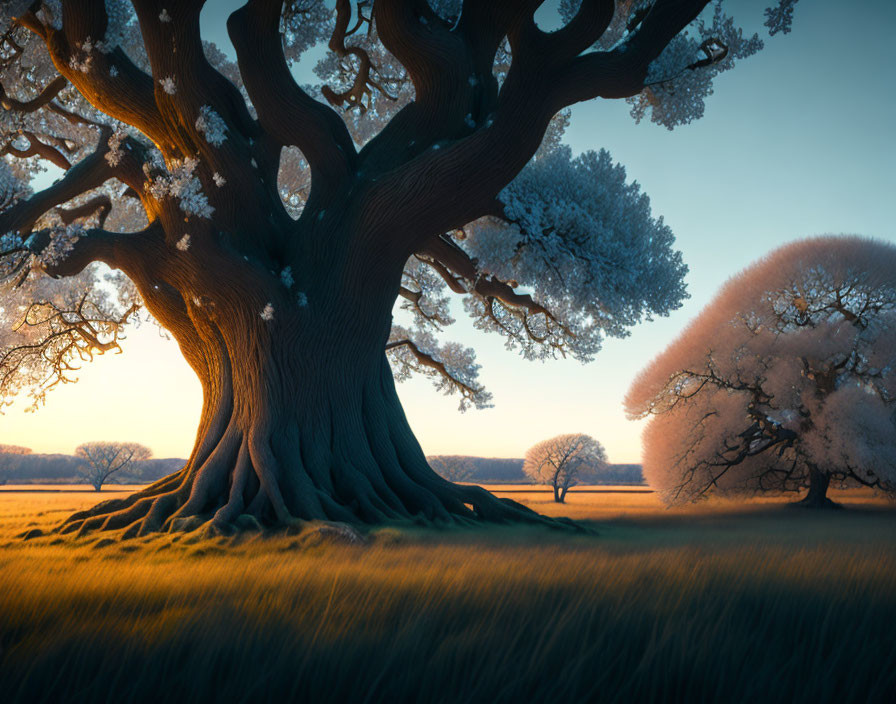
[{"x1": 1, "y1": 484, "x2": 895, "y2": 703}]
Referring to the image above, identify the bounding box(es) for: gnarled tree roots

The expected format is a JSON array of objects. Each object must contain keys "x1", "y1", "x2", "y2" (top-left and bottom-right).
[{"x1": 56, "y1": 423, "x2": 575, "y2": 541}]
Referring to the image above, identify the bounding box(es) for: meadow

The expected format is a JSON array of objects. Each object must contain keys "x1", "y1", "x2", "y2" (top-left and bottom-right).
[{"x1": 1, "y1": 484, "x2": 895, "y2": 703}]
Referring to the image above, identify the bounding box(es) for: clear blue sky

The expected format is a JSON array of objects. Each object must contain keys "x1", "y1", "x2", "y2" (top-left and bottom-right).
[{"x1": 3, "y1": 1, "x2": 894, "y2": 462}]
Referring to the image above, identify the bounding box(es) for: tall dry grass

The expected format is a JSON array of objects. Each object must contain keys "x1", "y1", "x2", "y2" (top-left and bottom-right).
[{"x1": 1, "y1": 485, "x2": 895, "y2": 703}]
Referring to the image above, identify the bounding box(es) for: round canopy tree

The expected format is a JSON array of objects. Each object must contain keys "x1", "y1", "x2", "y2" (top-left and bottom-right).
[
  {"x1": 1, "y1": 0, "x2": 796, "y2": 536},
  {"x1": 626, "y1": 236, "x2": 896, "y2": 508},
  {"x1": 524, "y1": 433, "x2": 607, "y2": 503}
]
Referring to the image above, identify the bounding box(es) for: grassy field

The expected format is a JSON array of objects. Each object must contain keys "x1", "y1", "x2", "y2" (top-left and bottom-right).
[{"x1": 1, "y1": 484, "x2": 895, "y2": 703}]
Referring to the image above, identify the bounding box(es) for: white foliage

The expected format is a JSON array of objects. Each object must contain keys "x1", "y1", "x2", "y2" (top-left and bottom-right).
[
  {"x1": 104, "y1": 129, "x2": 126, "y2": 167},
  {"x1": 145, "y1": 158, "x2": 214, "y2": 219},
  {"x1": 629, "y1": 3, "x2": 764, "y2": 129},
  {"x1": 765, "y1": 0, "x2": 800, "y2": 35},
  {"x1": 194, "y1": 106, "x2": 228, "y2": 147},
  {"x1": 159, "y1": 76, "x2": 176, "y2": 95},
  {"x1": 462, "y1": 145, "x2": 687, "y2": 361},
  {"x1": 36, "y1": 224, "x2": 83, "y2": 267},
  {"x1": 176, "y1": 234, "x2": 191, "y2": 252},
  {"x1": 260, "y1": 302, "x2": 275, "y2": 321},
  {"x1": 388, "y1": 325, "x2": 490, "y2": 411}
]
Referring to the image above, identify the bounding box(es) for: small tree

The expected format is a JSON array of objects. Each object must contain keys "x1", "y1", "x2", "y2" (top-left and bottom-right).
[
  {"x1": 626, "y1": 236, "x2": 896, "y2": 508},
  {"x1": 427, "y1": 455, "x2": 476, "y2": 483},
  {"x1": 76, "y1": 442, "x2": 152, "y2": 491},
  {"x1": 524, "y1": 434, "x2": 607, "y2": 503}
]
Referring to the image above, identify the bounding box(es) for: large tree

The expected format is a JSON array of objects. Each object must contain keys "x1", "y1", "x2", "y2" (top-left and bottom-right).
[
  {"x1": 626, "y1": 236, "x2": 896, "y2": 508},
  {"x1": 0, "y1": 0, "x2": 796, "y2": 536}
]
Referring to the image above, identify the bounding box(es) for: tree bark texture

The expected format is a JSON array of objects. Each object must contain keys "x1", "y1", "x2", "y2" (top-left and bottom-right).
[
  {"x1": 7, "y1": 0, "x2": 716, "y2": 536},
  {"x1": 60, "y1": 220, "x2": 555, "y2": 536}
]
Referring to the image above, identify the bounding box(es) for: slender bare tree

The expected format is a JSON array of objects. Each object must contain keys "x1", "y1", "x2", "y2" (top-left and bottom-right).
[
  {"x1": 76, "y1": 440, "x2": 152, "y2": 491},
  {"x1": 0, "y1": 0, "x2": 797, "y2": 535}
]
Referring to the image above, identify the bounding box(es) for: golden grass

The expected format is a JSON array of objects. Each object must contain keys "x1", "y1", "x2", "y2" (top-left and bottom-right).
[{"x1": 1, "y1": 484, "x2": 895, "y2": 703}]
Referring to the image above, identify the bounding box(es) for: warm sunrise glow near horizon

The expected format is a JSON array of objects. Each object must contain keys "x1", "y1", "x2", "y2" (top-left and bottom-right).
[{"x1": 2, "y1": 0, "x2": 894, "y2": 463}]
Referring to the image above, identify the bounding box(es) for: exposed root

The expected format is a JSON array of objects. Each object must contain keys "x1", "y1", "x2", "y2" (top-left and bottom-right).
[
  {"x1": 787, "y1": 495, "x2": 844, "y2": 510},
  {"x1": 49, "y1": 364, "x2": 582, "y2": 541}
]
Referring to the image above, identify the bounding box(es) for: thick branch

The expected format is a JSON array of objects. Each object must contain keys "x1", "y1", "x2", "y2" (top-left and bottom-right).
[
  {"x1": 1, "y1": 131, "x2": 72, "y2": 170},
  {"x1": 551, "y1": 0, "x2": 712, "y2": 107},
  {"x1": 422, "y1": 235, "x2": 554, "y2": 319},
  {"x1": 26, "y1": 222, "x2": 159, "y2": 279},
  {"x1": 0, "y1": 75, "x2": 68, "y2": 111},
  {"x1": 25, "y1": 1, "x2": 170, "y2": 148},
  {"x1": 0, "y1": 130, "x2": 147, "y2": 236},
  {"x1": 56, "y1": 194, "x2": 112, "y2": 228},
  {"x1": 228, "y1": 0, "x2": 356, "y2": 190}
]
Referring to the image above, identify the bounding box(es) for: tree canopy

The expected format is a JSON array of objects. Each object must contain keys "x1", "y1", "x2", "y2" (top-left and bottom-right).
[
  {"x1": 626, "y1": 236, "x2": 896, "y2": 507},
  {"x1": 524, "y1": 433, "x2": 607, "y2": 502},
  {"x1": 0, "y1": 0, "x2": 801, "y2": 535}
]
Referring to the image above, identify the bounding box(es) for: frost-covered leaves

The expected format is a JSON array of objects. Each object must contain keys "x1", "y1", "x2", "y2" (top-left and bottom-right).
[
  {"x1": 399, "y1": 256, "x2": 453, "y2": 330},
  {"x1": 392, "y1": 254, "x2": 480, "y2": 410},
  {"x1": 388, "y1": 325, "x2": 491, "y2": 411},
  {"x1": 627, "y1": 236, "x2": 896, "y2": 504},
  {"x1": 462, "y1": 146, "x2": 687, "y2": 361},
  {"x1": 559, "y1": 1, "x2": 785, "y2": 129},
  {"x1": 764, "y1": 0, "x2": 800, "y2": 36},
  {"x1": 0, "y1": 159, "x2": 29, "y2": 212},
  {"x1": 1, "y1": 26, "x2": 99, "y2": 177},
  {"x1": 280, "y1": 0, "x2": 335, "y2": 65},
  {"x1": 629, "y1": 2, "x2": 764, "y2": 129},
  {"x1": 194, "y1": 106, "x2": 227, "y2": 146},
  {"x1": 144, "y1": 157, "x2": 213, "y2": 219},
  {"x1": 0, "y1": 263, "x2": 141, "y2": 410},
  {"x1": 0, "y1": 11, "x2": 148, "y2": 229}
]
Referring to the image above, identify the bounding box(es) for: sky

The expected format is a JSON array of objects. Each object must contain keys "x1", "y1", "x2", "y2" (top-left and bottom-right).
[{"x1": 2, "y1": 1, "x2": 895, "y2": 462}]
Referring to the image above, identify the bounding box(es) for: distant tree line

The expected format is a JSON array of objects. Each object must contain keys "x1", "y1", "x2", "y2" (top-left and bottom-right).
[
  {"x1": 2, "y1": 447, "x2": 643, "y2": 487},
  {"x1": 427, "y1": 456, "x2": 643, "y2": 485},
  {"x1": 0, "y1": 448, "x2": 183, "y2": 486}
]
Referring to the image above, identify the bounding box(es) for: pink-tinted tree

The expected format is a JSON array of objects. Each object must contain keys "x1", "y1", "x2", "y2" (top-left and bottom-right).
[
  {"x1": 0, "y1": 0, "x2": 797, "y2": 536},
  {"x1": 76, "y1": 440, "x2": 152, "y2": 490},
  {"x1": 0, "y1": 443, "x2": 32, "y2": 454},
  {"x1": 524, "y1": 433, "x2": 607, "y2": 503},
  {"x1": 626, "y1": 236, "x2": 896, "y2": 508}
]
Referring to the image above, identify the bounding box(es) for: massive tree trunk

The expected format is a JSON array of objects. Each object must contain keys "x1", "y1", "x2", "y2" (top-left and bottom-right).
[
  {"x1": 59, "y1": 226, "x2": 555, "y2": 537},
  {"x1": 789, "y1": 466, "x2": 841, "y2": 509}
]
